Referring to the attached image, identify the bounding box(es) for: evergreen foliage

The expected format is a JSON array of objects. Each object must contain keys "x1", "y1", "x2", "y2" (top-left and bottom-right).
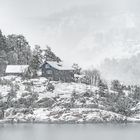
[
  {"x1": 29, "y1": 45, "x2": 42, "y2": 77},
  {"x1": 42, "y1": 46, "x2": 61, "y2": 62}
]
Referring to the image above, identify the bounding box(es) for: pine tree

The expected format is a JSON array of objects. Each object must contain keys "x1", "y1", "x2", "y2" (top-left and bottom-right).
[
  {"x1": 0, "y1": 30, "x2": 7, "y2": 51},
  {"x1": 98, "y1": 80, "x2": 108, "y2": 97},
  {"x1": 0, "y1": 50, "x2": 7, "y2": 75},
  {"x1": 6, "y1": 34, "x2": 31, "y2": 64},
  {"x1": 29, "y1": 45, "x2": 42, "y2": 77},
  {"x1": 43, "y1": 46, "x2": 61, "y2": 62},
  {"x1": 111, "y1": 80, "x2": 123, "y2": 93},
  {"x1": 132, "y1": 86, "x2": 140, "y2": 101},
  {"x1": 0, "y1": 30, "x2": 8, "y2": 75}
]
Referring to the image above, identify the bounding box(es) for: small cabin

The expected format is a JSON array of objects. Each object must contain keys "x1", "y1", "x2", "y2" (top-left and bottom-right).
[
  {"x1": 41, "y1": 61, "x2": 74, "y2": 82},
  {"x1": 5, "y1": 65, "x2": 29, "y2": 75}
]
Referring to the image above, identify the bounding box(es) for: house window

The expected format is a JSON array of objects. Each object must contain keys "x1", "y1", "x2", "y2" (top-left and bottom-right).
[
  {"x1": 45, "y1": 64, "x2": 50, "y2": 69},
  {"x1": 46, "y1": 70, "x2": 52, "y2": 75}
]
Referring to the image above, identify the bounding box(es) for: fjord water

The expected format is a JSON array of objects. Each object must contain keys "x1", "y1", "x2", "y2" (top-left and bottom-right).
[{"x1": 0, "y1": 124, "x2": 140, "y2": 140}]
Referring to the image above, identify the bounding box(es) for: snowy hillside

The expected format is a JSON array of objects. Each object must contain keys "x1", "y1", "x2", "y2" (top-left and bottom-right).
[{"x1": 0, "y1": 76, "x2": 139, "y2": 123}]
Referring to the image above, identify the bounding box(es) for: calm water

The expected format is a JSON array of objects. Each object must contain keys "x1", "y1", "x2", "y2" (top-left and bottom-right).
[{"x1": 0, "y1": 123, "x2": 140, "y2": 140}]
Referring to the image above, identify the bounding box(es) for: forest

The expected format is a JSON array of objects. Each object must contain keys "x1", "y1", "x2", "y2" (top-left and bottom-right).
[{"x1": 0, "y1": 30, "x2": 62, "y2": 76}]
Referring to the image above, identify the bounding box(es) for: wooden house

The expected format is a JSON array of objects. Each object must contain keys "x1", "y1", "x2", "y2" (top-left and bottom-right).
[{"x1": 41, "y1": 61, "x2": 74, "y2": 82}]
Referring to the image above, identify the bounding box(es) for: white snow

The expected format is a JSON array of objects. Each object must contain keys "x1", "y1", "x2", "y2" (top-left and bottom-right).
[
  {"x1": 46, "y1": 61, "x2": 74, "y2": 70},
  {"x1": 6, "y1": 65, "x2": 29, "y2": 74},
  {"x1": 0, "y1": 75, "x2": 138, "y2": 123}
]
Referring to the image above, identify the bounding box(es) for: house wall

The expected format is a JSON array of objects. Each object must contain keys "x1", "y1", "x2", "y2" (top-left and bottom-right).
[
  {"x1": 41, "y1": 63, "x2": 74, "y2": 82},
  {"x1": 53, "y1": 70, "x2": 74, "y2": 82}
]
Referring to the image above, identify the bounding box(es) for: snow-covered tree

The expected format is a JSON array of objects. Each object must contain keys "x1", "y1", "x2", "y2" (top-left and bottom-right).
[
  {"x1": 29, "y1": 45, "x2": 42, "y2": 77},
  {"x1": 131, "y1": 85, "x2": 140, "y2": 101},
  {"x1": 6, "y1": 34, "x2": 31, "y2": 64},
  {"x1": 111, "y1": 80, "x2": 123, "y2": 93},
  {"x1": 0, "y1": 30, "x2": 7, "y2": 51},
  {"x1": 0, "y1": 51, "x2": 7, "y2": 75},
  {"x1": 98, "y1": 80, "x2": 108, "y2": 97},
  {"x1": 72, "y1": 63, "x2": 81, "y2": 75},
  {"x1": 42, "y1": 46, "x2": 61, "y2": 62},
  {"x1": 84, "y1": 69, "x2": 101, "y2": 86}
]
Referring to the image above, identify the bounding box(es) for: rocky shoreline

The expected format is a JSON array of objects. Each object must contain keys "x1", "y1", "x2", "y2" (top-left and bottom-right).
[{"x1": 0, "y1": 107, "x2": 131, "y2": 124}]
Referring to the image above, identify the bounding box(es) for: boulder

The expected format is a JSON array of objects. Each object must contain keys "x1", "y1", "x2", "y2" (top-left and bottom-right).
[{"x1": 37, "y1": 97, "x2": 55, "y2": 108}]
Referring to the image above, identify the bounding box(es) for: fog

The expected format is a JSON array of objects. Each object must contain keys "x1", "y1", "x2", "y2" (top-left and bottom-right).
[{"x1": 1, "y1": 0, "x2": 140, "y2": 83}]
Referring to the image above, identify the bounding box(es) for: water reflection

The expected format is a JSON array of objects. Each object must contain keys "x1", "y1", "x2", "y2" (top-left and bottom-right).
[{"x1": 0, "y1": 123, "x2": 139, "y2": 140}]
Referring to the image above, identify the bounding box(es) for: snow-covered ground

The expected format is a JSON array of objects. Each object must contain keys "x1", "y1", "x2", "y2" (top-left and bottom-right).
[
  {"x1": 0, "y1": 76, "x2": 139, "y2": 123},
  {"x1": 3, "y1": 107, "x2": 126, "y2": 123}
]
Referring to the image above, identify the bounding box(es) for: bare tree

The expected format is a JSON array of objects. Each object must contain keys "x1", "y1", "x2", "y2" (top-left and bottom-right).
[{"x1": 84, "y1": 69, "x2": 101, "y2": 86}]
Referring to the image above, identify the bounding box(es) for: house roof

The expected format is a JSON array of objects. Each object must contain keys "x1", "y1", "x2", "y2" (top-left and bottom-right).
[
  {"x1": 46, "y1": 61, "x2": 74, "y2": 71},
  {"x1": 6, "y1": 65, "x2": 29, "y2": 74}
]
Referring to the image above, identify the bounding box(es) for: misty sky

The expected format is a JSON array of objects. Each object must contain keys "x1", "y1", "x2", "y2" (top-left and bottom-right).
[{"x1": 1, "y1": 0, "x2": 140, "y2": 68}]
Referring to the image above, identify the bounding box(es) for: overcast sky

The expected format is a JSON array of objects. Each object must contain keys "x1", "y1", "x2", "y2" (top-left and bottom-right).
[{"x1": 1, "y1": 0, "x2": 140, "y2": 68}]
